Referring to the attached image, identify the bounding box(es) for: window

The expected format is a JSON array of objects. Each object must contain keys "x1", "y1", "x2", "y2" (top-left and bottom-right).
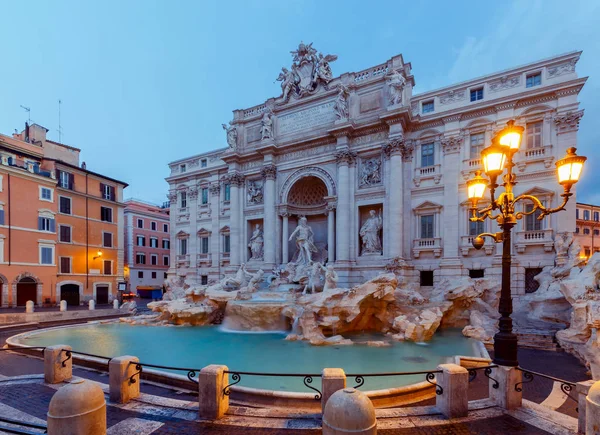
[
  {"x1": 100, "y1": 183, "x2": 115, "y2": 201},
  {"x1": 164, "y1": 272, "x2": 168, "y2": 279},
  {"x1": 576, "y1": 209, "x2": 580, "y2": 219},
  {"x1": 200, "y1": 237, "x2": 209, "y2": 254},
  {"x1": 223, "y1": 235, "x2": 230, "y2": 253},
  {"x1": 162, "y1": 239, "x2": 170, "y2": 249},
  {"x1": 525, "y1": 203, "x2": 543, "y2": 231},
  {"x1": 422, "y1": 100, "x2": 434, "y2": 114},
  {"x1": 58, "y1": 170, "x2": 73, "y2": 190},
  {"x1": 149, "y1": 237, "x2": 158, "y2": 248},
  {"x1": 59, "y1": 225, "x2": 71, "y2": 243},
  {"x1": 136, "y1": 253, "x2": 146, "y2": 264},
  {"x1": 151, "y1": 221, "x2": 157, "y2": 231},
  {"x1": 138, "y1": 271, "x2": 143, "y2": 279},
  {"x1": 137, "y1": 236, "x2": 146, "y2": 247},
  {"x1": 526, "y1": 122, "x2": 542, "y2": 149},
  {"x1": 421, "y1": 143, "x2": 434, "y2": 167},
  {"x1": 470, "y1": 133, "x2": 485, "y2": 158},
  {"x1": 420, "y1": 270, "x2": 434, "y2": 286},
  {"x1": 59, "y1": 257, "x2": 71, "y2": 274},
  {"x1": 201, "y1": 188, "x2": 209, "y2": 205},
  {"x1": 40, "y1": 245, "x2": 54, "y2": 265},
  {"x1": 180, "y1": 164, "x2": 186, "y2": 173},
  {"x1": 180, "y1": 191, "x2": 187, "y2": 208},
  {"x1": 469, "y1": 220, "x2": 484, "y2": 237},
  {"x1": 0, "y1": 207, "x2": 4, "y2": 225},
  {"x1": 103, "y1": 260, "x2": 112, "y2": 275},
  {"x1": 526, "y1": 72, "x2": 541, "y2": 88},
  {"x1": 585, "y1": 248, "x2": 591, "y2": 257},
  {"x1": 525, "y1": 268, "x2": 543, "y2": 293},
  {"x1": 470, "y1": 88, "x2": 483, "y2": 102},
  {"x1": 469, "y1": 269, "x2": 485, "y2": 278},
  {"x1": 584, "y1": 228, "x2": 591, "y2": 235},
  {"x1": 163, "y1": 223, "x2": 168, "y2": 232},
  {"x1": 594, "y1": 212, "x2": 599, "y2": 222},
  {"x1": 224, "y1": 184, "x2": 231, "y2": 202},
  {"x1": 59, "y1": 196, "x2": 72, "y2": 214},
  {"x1": 584, "y1": 210, "x2": 590, "y2": 220},
  {"x1": 163, "y1": 255, "x2": 170, "y2": 266},
  {"x1": 201, "y1": 275, "x2": 208, "y2": 285},
  {"x1": 103, "y1": 232, "x2": 113, "y2": 248},
  {"x1": 40, "y1": 187, "x2": 53, "y2": 202},
  {"x1": 100, "y1": 207, "x2": 113, "y2": 222},
  {"x1": 201, "y1": 159, "x2": 207, "y2": 168},
  {"x1": 137, "y1": 218, "x2": 143, "y2": 228},
  {"x1": 179, "y1": 239, "x2": 188, "y2": 255},
  {"x1": 576, "y1": 227, "x2": 580, "y2": 234},
  {"x1": 595, "y1": 229, "x2": 599, "y2": 236},
  {"x1": 151, "y1": 254, "x2": 158, "y2": 266},
  {"x1": 38, "y1": 216, "x2": 55, "y2": 232},
  {"x1": 152, "y1": 272, "x2": 157, "y2": 279},
  {"x1": 420, "y1": 214, "x2": 434, "y2": 238}
]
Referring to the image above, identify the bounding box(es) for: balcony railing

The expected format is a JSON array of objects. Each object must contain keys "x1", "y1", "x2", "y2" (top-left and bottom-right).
[
  {"x1": 197, "y1": 253, "x2": 212, "y2": 266},
  {"x1": 412, "y1": 238, "x2": 442, "y2": 258},
  {"x1": 515, "y1": 229, "x2": 554, "y2": 253},
  {"x1": 415, "y1": 164, "x2": 440, "y2": 177},
  {"x1": 460, "y1": 235, "x2": 495, "y2": 256},
  {"x1": 464, "y1": 158, "x2": 482, "y2": 168},
  {"x1": 176, "y1": 254, "x2": 190, "y2": 267}
]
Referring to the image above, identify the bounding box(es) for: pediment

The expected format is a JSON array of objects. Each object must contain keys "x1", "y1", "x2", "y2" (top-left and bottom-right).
[
  {"x1": 175, "y1": 230, "x2": 189, "y2": 239},
  {"x1": 414, "y1": 200, "x2": 443, "y2": 211},
  {"x1": 520, "y1": 186, "x2": 554, "y2": 198},
  {"x1": 220, "y1": 225, "x2": 230, "y2": 233},
  {"x1": 197, "y1": 227, "x2": 212, "y2": 236}
]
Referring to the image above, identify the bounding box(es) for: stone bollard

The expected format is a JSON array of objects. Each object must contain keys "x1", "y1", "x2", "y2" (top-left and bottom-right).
[
  {"x1": 25, "y1": 300, "x2": 34, "y2": 313},
  {"x1": 47, "y1": 378, "x2": 106, "y2": 435},
  {"x1": 586, "y1": 380, "x2": 600, "y2": 435},
  {"x1": 59, "y1": 300, "x2": 67, "y2": 312},
  {"x1": 109, "y1": 356, "x2": 140, "y2": 404},
  {"x1": 44, "y1": 345, "x2": 73, "y2": 384},
  {"x1": 578, "y1": 380, "x2": 595, "y2": 434},
  {"x1": 435, "y1": 363, "x2": 469, "y2": 418},
  {"x1": 322, "y1": 368, "x2": 347, "y2": 414},
  {"x1": 198, "y1": 365, "x2": 229, "y2": 420},
  {"x1": 89, "y1": 300, "x2": 95, "y2": 310},
  {"x1": 323, "y1": 388, "x2": 376, "y2": 435},
  {"x1": 490, "y1": 365, "x2": 522, "y2": 410},
  {"x1": 113, "y1": 300, "x2": 119, "y2": 309}
]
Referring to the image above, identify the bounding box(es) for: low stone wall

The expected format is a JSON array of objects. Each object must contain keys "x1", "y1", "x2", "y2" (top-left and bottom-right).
[{"x1": 0, "y1": 309, "x2": 130, "y2": 325}]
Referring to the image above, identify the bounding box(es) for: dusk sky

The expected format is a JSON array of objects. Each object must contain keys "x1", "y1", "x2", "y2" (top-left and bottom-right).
[{"x1": 1, "y1": 0, "x2": 598, "y2": 204}]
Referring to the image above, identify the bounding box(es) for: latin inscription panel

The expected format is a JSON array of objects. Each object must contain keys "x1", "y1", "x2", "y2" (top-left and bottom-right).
[{"x1": 277, "y1": 101, "x2": 336, "y2": 135}]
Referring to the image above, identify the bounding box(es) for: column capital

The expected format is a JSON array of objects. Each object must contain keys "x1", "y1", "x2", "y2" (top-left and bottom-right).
[
  {"x1": 554, "y1": 109, "x2": 584, "y2": 133},
  {"x1": 383, "y1": 136, "x2": 413, "y2": 161},
  {"x1": 187, "y1": 186, "x2": 198, "y2": 200},
  {"x1": 334, "y1": 149, "x2": 357, "y2": 166},
  {"x1": 209, "y1": 183, "x2": 220, "y2": 196},
  {"x1": 167, "y1": 191, "x2": 177, "y2": 202},
  {"x1": 227, "y1": 172, "x2": 245, "y2": 187},
  {"x1": 279, "y1": 205, "x2": 289, "y2": 217},
  {"x1": 261, "y1": 164, "x2": 277, "y2": 180},
  {"x1": 441, "y1": 134, "x2": 463, "y2": 155},
  {"x1": 326, "y1": 201, "x2": 337, "y2": 212}
]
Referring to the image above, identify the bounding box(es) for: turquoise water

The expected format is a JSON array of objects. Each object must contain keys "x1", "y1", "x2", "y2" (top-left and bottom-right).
[{"x1": 15, "y1": 324, "x2": 479, "y2": 391}]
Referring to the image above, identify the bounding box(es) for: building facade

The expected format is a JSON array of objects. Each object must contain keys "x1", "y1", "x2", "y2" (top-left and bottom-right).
[
  {"x1": 124, "y1": 199, "x2": 170, "y2": 291},
  {"x1": 166, "y1": 45, "x2": 586, "y2": 295},
  {"x1": 575, "y1": 202, "x2": 600, "y2": 259},
  {"x1": 0, "y1": 123, "x2": 127, "y2": 307}
]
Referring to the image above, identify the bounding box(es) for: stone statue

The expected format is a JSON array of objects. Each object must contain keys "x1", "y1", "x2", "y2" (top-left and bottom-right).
[
  {"x1": 312, "y1": 52, "x2": 337, "y2": 84},
  {"x1": 303, "y1": 261, "x2": 324, "y2": 295},
  {"x1": 248, "y1": 224, "x2": 264, "y2": 260},
  {"x1": 220, "y1": 263, "x2": 253, "y2": 290},
  {"x1": 333, "y1": 85, "x2": 349, "y2": 120},
  {"x1": 260, "y1": 110, "x2": 274, "y2": 140},
  {"x1": 386, "y1": 69, "x2": 406, "y2": 106},
  {"x1": 247, "y1": 180, "x2": 264, "y2": 205},
  {"x1": 289, "y1": 217, "x2": 318, "y2": 266},
  {"x1": 359, "y1": 158, "x2": 382, "y2": 187},
  {"x1": 276, "y1": 67, "x2": 297, "y2": 101},
  {"x1": 360, "y1": 209, "x2": 383, "y2": 255},
  {"x1": 323, "y1": 264, "x2": 339, "y2": 291},
  {"x1": 247, "y1": 269, "x2": 264, "y2": 292},
  {"x1": 222, "y1": 123, "x2": 238, "y2": 150}
]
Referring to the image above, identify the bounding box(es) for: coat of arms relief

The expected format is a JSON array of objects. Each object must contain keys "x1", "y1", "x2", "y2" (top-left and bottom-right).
[{"x1": 276, "y1": 42, "x2": 338, "y2": 103}]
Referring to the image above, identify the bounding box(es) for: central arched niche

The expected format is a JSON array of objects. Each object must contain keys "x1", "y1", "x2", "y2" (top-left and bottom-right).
[{"x1": 285, "y1": 175, "x2": 329, "y2": 263}]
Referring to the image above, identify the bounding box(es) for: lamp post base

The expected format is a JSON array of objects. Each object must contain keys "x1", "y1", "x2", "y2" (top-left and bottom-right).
[{"x1": 492, "y1": 332, "x2": 519, "y2": 367}]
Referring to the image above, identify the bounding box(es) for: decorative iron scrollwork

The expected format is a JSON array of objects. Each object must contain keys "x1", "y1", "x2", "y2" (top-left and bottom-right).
[
  {"x1": 303, "y1": 375, "x2": 322, "y2": 400},
  {"x1": 468, "y1": 369, "x2": 477, "y2": 382},
  {"x1": 61, "y1": 350, "x2": 72, "y2": 368},
  {"x1": 187, "y1": 370, "x2": 198, "y2": 383},
  {"x1": 426, "y1": 372, "x2": 443, "y2": 395},
  {"x1": 129, "y1": 363, "x2": 142, "y2": 385},
  {"x1": 223, "y1": 373, "x2": 241, "y2": 396},
  {"x1": 484, "y1": 367, "x2": 499, "y2": 389},
  {"x1": 515, "y1": 370, "x2": 534, "y2": 392},
  {"x1": 353, "y1": 376, "x2": 365, "y2": 389}
]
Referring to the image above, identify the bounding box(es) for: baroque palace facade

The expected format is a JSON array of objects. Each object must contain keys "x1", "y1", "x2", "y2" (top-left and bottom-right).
[{"x1": 166, "y1": 44, "x2": 586, "y2": 294}]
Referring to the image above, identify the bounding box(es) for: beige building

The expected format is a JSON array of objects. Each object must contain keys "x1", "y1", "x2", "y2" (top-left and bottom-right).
[{"x1": 575, "y1": 202, "x2": 600, "y2": 259}]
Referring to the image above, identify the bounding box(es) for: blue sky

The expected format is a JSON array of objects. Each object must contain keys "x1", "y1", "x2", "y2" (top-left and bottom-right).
[{"x1": 1, "y1": 0, "x2": 599, "y2": 204}]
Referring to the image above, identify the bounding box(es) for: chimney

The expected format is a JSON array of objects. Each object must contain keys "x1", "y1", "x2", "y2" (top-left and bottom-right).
[{"x1": 28, "y1": 124, "x2": 48, "y2": 145}]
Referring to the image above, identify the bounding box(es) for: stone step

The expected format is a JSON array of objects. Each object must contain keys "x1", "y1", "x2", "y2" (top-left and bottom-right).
[{"x1": 517, "y1": 332, "x2": 562, "y2": 351}]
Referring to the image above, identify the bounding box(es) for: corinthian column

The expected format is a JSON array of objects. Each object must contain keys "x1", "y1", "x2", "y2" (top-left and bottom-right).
[
  {"x1": 228, "y1": 172, "x2": 244, "y2": 266},
  {"x1": 261, "y1": 165, "x2": 277, "y2": 266},
  {"x1": 335, "y1": 149, "x2": 356, "y2": 264},
  {"x1": 281, "y1": 209, "x2": 289, "y2": 264},
  {"x1": 383, "y1": 138, "x2": 405, "y2": 258},
  {"x1": 327, "y1": 202, "x2": 336, "y2": 262},
  {"x1": 209, "y1": 182, "x2": 221, "y2": 269}
]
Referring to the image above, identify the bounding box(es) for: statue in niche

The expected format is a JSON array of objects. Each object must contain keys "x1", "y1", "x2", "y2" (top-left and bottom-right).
[
  {"x1": 220, "y1": 263, "x2": 253, "y2": 290},
  {"x1": 386, "y1": 69, "x2": 406, "y2": 106},
  {"x1": 333, "y1": 84, "x2": 349, "y2": 121},
  {"x1": 323, "y1": 264, "x2": 339, "y2": 291},
  {"x1": 360, "y1": 209, "x2": 383, "y2": 255},
  {"x1": 247, "y1": 180, "x2": 264, "y2": 205},
  {"x1": 276, "y1": 67, "x2": 298, "y2": 102},
  {"x1": 359, "y1": 158, "x2": 382, "y2": 187},
  {"x1": 303, "y1": 261, "x2": 324, "y2": 295},
  {"x1": 289, "y1": 217, "x2": 318, "y2": 266},
  {"x1": 248, "y1": 224, "x2": 264, "y2": 260},
  {"x1": 260, "y1": 110, "x2": 274, "y2": 140},
  {"x1": 222, "y1": 123, "x2": 238, "y2": 151}
]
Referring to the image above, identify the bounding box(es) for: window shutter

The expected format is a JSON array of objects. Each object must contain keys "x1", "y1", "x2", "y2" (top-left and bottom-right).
[
  {"x1": 68, "y1": 173, "x2": 74, "y2": 190},
  {"x1": 38, "y1": 217, "x2": 44, "y2": 230},
  {"x1": 142, "y1": 237, "x2": 146, "y2": 247},
  {"x1": 99, "y1": 183, "x2": 105, "y2": 195},
  {"x1": 110, "y1": 186, "x2": 116, "y2": 201},
  {"x1": 55, "y1": 169, "x2": 61, "y2": 182},
  {"x1": 50, "y1": 219, "x2": 56, "y2": 233},
  {"x1": 0, "y1": 209, "x2": 4, "y2": 225}
]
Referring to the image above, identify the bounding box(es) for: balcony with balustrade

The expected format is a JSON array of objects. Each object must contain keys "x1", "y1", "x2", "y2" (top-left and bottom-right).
[
  {"x1": 176, "y1": 254, "x2": 190, "y2": 268},
  {"x1": 460, "y1": 235, "x2": 495, "y2": 256},
  {"x1": 412, "y1": 238, "x2": 442, "y2": 258},
  {"x1": 515, "y1": 228, "x2": 554, "y2": 253},
  {"x1": 413, "y1": 164, "x2": 442, "y2": 187},
  {"x1": 197, "y1": 253, "x2": 212, "y2": 267}
]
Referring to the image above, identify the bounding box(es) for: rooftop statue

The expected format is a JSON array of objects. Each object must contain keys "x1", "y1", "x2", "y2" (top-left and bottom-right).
[{"x1": 222, "y1": 123, "x2": 238, "y2": 151}]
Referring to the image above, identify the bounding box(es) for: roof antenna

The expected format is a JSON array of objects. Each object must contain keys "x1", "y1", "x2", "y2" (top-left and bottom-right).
[
  {"x1": 20, "y1": 105, "x2": 31, "y2": 123},
  {"x1": 58, "y1": 99, "x2": 63, "y2": 143}
]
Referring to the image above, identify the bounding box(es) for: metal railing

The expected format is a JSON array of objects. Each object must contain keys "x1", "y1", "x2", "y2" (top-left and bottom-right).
[
  {"x1": 127, "y1": 361, "x2": 200, "y2": 385},
  {"x1": 515, "y1": 367, "x2": 578, "y2": 412},
  {"x1": 347, "y1": 370, "x2": 444, "y2": 395},
  {"x1": 467, "y1": 365, "x2": 499, "y2": 388},
  {"x1": 222, "y1": 371, "x2": 322, "y2": 400},
  {"x1": 60, "y1": 349, "x2": 112, "y2": 368}
]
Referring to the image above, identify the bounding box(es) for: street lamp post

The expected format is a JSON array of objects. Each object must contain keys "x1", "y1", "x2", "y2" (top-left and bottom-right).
[{"x1": 466, "y1": 120, "x2": 587, "y2": 367}]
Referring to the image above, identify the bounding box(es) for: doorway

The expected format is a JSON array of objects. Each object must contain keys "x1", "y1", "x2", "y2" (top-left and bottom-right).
[
  {"x1": 60, "y1": 284, "x2": 80, "y2": 306},
  {"x1": 16, "y1": 277, "x2": 37, "y2": 306},
  {"x1": 96, "y1": 286, "x2": 109, "y2": 305}
]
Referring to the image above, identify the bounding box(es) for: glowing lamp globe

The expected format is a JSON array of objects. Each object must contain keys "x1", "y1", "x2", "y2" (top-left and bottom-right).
[
  {"x1": 556, "y1": 147, "x2": 586, "y2": 187},
  {"x1": 467, "y1": 171, "x2": 487, "y2": 201},
  {"x1": 498, "y1": 120, "x2": 524, "y2": 151},
  {"x1": 481, "y1": 144, "x2": 507, "y2": 178}
]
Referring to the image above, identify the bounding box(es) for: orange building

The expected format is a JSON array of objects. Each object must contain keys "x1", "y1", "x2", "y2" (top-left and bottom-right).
[{"x1": 0, "y1": 123, "x2": 127, "y2": 307}]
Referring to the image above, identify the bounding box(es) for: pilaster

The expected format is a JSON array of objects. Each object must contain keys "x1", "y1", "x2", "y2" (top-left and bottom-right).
[{"x1": 262, "y1": 164, "x2": 277, "y2": 266}]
